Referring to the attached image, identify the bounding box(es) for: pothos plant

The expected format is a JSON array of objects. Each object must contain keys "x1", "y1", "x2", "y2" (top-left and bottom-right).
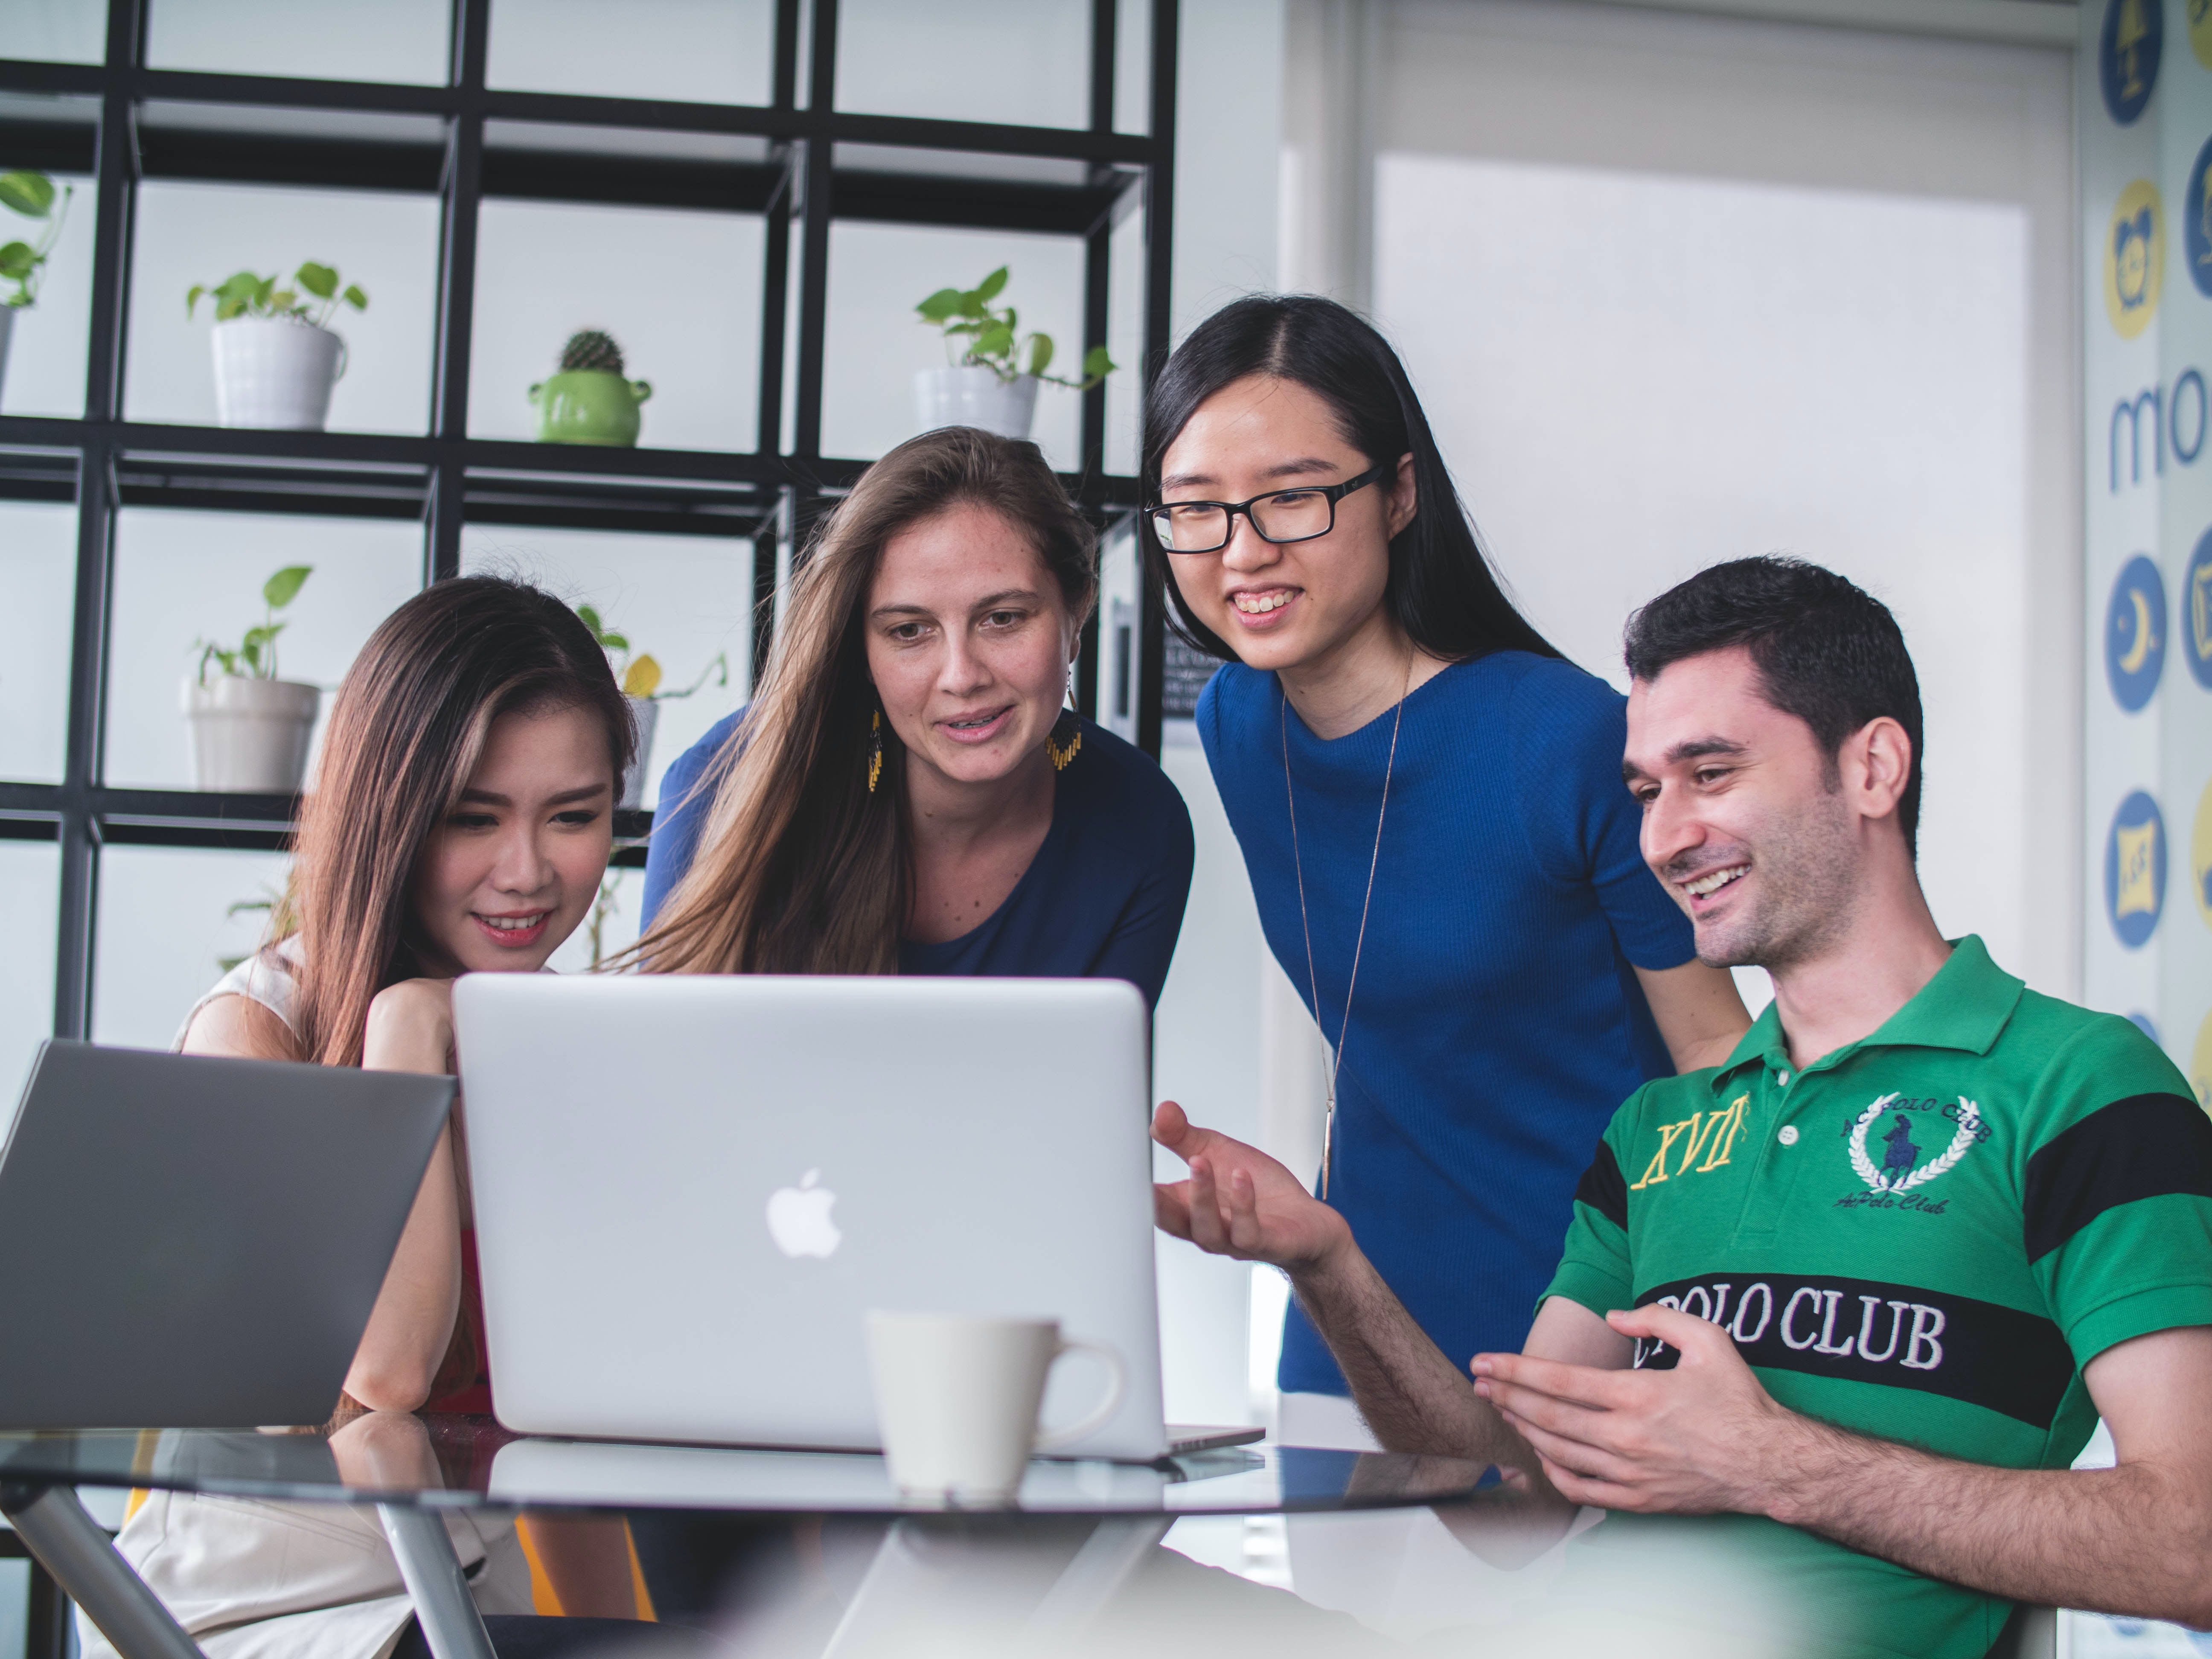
[
  {"x1": 195, "y1": 565, "x2": 312, "y2": 685},
  {"x1": 186, "y1": 262, "x2": 367, "y2": 328},
  {"x1": 917, "y1": 267, "x2": 1115, "y2": 389},
  {"x1": 576, "y1": 604, "x2": 729, "y2": 701},
  {"x1": 0, "y1": 170, "x2": 73, "y2": 309}
]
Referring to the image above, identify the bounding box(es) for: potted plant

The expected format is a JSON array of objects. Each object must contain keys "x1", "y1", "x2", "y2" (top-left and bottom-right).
[
  {"x1": 914, "y1": 266, "x2": 1115, "y2": 442},
  {"x1": 184, "y1": 565, "x2": 320, "y2": 792},
  {"x1": 531, "y1": 330, "x2": 652, "y2": 447},
  {"x1": 0, "y1": 169, "x2": 73, "y2": 399},
  {"x1": 186, "y1": 262, "x2": 367, "y2": 430},
  {"x1": 576, "y1": 604, "x2": 728, "y2": 807}
]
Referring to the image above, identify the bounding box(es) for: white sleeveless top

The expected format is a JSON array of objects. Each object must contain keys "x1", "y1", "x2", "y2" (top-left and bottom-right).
[
  {"x1": 173, "y1": 939, "x2": 304, "y2": 1051},
  {"x1": 84, "y1": 946, "x2": 532, "y2": 1659}
]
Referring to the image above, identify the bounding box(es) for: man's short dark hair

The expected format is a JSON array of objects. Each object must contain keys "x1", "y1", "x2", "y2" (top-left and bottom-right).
[{"x1": 1622, "y1": 557, "x2": 1924, "y2": 857}]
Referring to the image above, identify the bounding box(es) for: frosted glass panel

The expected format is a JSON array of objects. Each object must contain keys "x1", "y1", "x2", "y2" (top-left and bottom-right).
[
  {"x1": 1374, "y1": 152, "x2": 2032, "y2": 988},
  {"x1": 836, "y1": 0, "x2": 1088, "y2": 131},
  {"x1": 0, "y1": 0, "x2": 106, "y2": 64},
  {"x1": 146, "y1": 0, "x2": 448, "y2": 85},
  {"x1": 92, "y1": 845, "x2": 291, "y2": 1050},
  {"x1": 1115, "y1": 0, "x2": 1150, "y2": 136},
  {"x1": 1105, "y1": 201, "x2": 1143, "y2": 476},
  {"x1": 105, "y1": 509, "x2": 424, "y2": 789},
  {"x1": 126, "y1": 181, "x2": 440, "y2": 435},
  {"x1": 470, "y1": 199, "x2": 764, "y2": 454},
  {"x1": 460, "y1": 524, "x2": 753, "y2": 809},
  {"x1": 0, "y1": 173, "x2": 95, "y2": 419},
  {"x1": 0, "y1": 841, "x2": 59, "y2": 1103},
  {"x1": 823, "y1": 221, "x2": 1085, "y2": 468},
  {"x1": 0, "y1": 501, "x2": 77, "y2": 785},
  {"x1": 487, "y1": 0, "x2": 774, "y2": 105}
]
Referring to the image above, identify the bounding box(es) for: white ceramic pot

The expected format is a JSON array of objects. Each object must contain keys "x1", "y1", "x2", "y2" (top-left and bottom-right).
[
  {"x1": 182, "y1": 676, "x2": 320, "y2": 792},
  {"x1": 211, "y1": 317, "x2": 347, "y2": 430},
  {"x1": 621, "y1": 696, "x2": 660, "y2": 810},
  {"x1": 914, "y1": 367, "x2": 1039, "y2": 441},
  {"x1": 0, "y1": 305, "x2": 15, "y2": 402}
]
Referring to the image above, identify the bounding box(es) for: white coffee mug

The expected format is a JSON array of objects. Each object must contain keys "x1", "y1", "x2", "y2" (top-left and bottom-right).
[{"x1": 864, "y1": 1311, "x2": 1126, "y2": 1505}]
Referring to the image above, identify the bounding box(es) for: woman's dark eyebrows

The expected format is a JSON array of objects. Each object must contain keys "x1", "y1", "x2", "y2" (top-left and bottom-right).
[
  {"x1": 1159, "y1": 456, "x2": 1341, "y2": 492},
  {"x1": 457, "y1": 783, "x2": 608, "y2": 806}
]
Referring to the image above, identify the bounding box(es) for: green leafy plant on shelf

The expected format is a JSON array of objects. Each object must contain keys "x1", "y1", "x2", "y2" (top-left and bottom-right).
[
  {"x1": 0, "y1": 170, "x2": 73, "y2": 309},
  {"x1": 186, "y1": 262, "x2": 367, "y2": 327},
  {"x1": 195, "y1": 565, "x2": 313, "y2": 685},
  {"x1": 576, "y1": 604, "x2": 729, "y2": 702},
  {"x1": 916, "y1": 267, "x2": 1115, "y2": 389}
]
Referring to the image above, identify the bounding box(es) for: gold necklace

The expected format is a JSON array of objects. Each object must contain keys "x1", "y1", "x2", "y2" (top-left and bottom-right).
[{"x1": 1282, "y1": 655, "x2": 1410, "y2": 1202}]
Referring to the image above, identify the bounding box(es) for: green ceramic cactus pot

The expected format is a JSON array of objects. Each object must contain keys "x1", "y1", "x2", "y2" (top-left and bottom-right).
[{"x1": 529, "y1": 370, "x2": 652, "y2": 446}]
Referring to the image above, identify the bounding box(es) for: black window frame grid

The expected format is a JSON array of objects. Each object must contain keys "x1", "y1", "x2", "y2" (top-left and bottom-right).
[{"x1": 0, "y1": 0, "x2": 1181, "y2": 1062}]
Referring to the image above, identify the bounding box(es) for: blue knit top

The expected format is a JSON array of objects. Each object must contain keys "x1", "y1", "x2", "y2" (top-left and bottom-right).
[
  {"x1": 640, "y1": 710, "x2": 1195, "y2": 1009},
  {"x1": 1197, "y1": 651, "x2": 1696, "y2": 1393}
]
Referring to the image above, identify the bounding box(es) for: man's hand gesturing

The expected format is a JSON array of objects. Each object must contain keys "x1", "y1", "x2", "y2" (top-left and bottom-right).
[{"x1": 1152, "y1": 1101, "x2": 1352, "y2": 1273}]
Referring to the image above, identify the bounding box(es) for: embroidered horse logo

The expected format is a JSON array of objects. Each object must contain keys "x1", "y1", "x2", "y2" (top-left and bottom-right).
[{"x1": 1848, "y1": 1093, "x2": 1978, "y2": 1195}]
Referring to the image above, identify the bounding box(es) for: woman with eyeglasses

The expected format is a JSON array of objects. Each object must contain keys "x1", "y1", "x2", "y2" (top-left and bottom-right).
[{"x1": 1142, "y1": 296, "x2": 1750, "y2": 1453}]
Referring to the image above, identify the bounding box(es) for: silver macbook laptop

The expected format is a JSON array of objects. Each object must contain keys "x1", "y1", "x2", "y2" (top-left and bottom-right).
[
  {"x1": 454, "y1": 974, "x2": 1259, "y2": 1461},
  {"x1": 0, "y1": 1040, "x2": 453, "y2": 1429}
]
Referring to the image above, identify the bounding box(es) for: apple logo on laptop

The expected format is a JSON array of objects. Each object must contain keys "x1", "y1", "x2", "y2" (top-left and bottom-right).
[{"x1": 765, "y1": 1169, "x2": 841, "y2": 1258}]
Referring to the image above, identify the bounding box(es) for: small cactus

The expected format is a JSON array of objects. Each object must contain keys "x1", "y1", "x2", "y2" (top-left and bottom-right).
[{"x1": 559, "y1": 329, "x2": 625, "y2": 375}]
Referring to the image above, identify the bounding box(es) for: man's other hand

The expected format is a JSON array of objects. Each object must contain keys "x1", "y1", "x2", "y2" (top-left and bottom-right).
[
  {"x1": 1471, "y1": 1302, "x2": 1799, "y2": 1515},
  {"x1": 1152, "y1": 1101, "x2": 1353, "y2": 1273}
]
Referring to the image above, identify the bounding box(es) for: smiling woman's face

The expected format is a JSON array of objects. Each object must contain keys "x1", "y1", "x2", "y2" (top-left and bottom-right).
[
  {"x1": 408, "y1": 702, "x2": 614, "y2": 977},
  {"x1": 1157, "y1": 373, "x2": 1412, "y2": 676},
  {"x1": 864, "y1": 500, "x2": 1075, "y2": 792}
]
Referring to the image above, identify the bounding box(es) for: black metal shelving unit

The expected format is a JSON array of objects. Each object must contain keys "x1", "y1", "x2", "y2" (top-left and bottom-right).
[{"x1": 0, "y1": 0, "x2": 1179, "y2": 1054}]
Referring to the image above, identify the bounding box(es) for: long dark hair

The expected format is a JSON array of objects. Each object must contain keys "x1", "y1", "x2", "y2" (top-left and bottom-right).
[
  {"x1": 632, "y1": 426, "x2": 1096, "y2": 977},
  {"x1": 287, "y1": 576, "x2": 634, "y2": 1068},
  {"x1": 1141, "y1": 294, "x2": 1557, "y2": 664}
]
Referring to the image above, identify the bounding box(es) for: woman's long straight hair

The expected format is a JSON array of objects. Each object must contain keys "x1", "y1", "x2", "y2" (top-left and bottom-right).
[
  {"x1": 632, "y1": 426, "x2": 1096, "y2": 978},
  {"x1": 1140, "y1": 294, "x2": 1558, "y2": 664},
  {"x1": 285, "y1": 576, "x2": 633, "y2": 1069}
]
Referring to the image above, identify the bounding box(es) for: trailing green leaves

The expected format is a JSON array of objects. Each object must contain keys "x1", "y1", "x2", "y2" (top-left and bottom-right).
[
  {"x1": 186, "y1": 262, "x2": 368, "y2": 329},
  {"x1": 194, "y1": 565, "x2": 313, "y2": 684},
  {"x1": 914, "y1": 266, "x2": 1118, "y2": 391},
  {"x1": 0, "y1": 169, "x2": 72, "y2": 309},
  {"x1": 575, "y1": 603, "x2": 730, "y2": 702}
]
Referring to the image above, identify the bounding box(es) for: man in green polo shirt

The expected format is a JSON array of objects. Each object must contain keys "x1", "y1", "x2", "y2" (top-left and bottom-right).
[{"x1": 1153, "y1": 557, "x2": 2212, "y2": 1656}]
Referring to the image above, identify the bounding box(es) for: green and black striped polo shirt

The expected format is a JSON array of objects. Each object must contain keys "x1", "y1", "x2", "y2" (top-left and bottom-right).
[{"x1": 1545, "y1": 935, "x2": 2212, "y2": 1659}]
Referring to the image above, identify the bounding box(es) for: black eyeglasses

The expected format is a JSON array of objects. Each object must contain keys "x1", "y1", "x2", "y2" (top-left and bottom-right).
[{"x1": 1144, "y1": 462, "x2": 1391, "y2": 555}]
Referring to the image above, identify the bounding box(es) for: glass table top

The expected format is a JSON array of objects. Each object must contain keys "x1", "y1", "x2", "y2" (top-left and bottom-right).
[{"x1": 0, "y1": 1416, "x2": 1496, "y2": 1518}]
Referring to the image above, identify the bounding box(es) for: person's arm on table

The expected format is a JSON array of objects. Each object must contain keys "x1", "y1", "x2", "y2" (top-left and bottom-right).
[
  {"x1": 1476, "y1": 1306, "x2": 2212, "y2": 1626},
  {"x1": 1153, "y1": 1102, "x2": 1628, "y2": 1464},
  {"x1": 1633, "y1": 960, "x2": 1751, "y2": 1075},
  {"x1": 344, "y1": 979, "x2": 465, "y2": 1413}
]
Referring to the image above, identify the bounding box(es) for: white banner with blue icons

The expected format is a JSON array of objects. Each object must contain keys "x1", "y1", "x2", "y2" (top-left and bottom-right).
[{"x1": 2082, "y1": 0, "x2": 2212, "y2": 1156}]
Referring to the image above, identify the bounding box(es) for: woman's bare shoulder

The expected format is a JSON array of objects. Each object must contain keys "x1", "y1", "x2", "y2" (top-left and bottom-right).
[{"x1": 181, "y1": 992, "x2": 303, "y2": 1063}]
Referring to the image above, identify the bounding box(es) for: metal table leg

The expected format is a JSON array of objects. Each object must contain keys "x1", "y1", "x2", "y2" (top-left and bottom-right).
[
  {"x1": 377, "y1": 1505, "x2": 497, "y2": 1659},
  {"x1": 0, "y1": 1483, "x2": 202, "y2": 1659}
]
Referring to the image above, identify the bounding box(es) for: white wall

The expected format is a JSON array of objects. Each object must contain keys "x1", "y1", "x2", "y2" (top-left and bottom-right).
[
  {"x1": 1330, "y1": 0, "x2": 2081, "y2": 1000},
  {"x1": 1150, "y1": 0, "x2": 1289, "y2": 1427}
]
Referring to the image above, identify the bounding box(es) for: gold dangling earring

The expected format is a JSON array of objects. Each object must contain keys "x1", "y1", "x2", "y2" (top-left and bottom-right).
[
  {"x1": 1047, "y1": 667, "x2": 1081, "y2": 773},
  {"x1": 867, "y1": 709, "x2": 884, "y2": 794}
]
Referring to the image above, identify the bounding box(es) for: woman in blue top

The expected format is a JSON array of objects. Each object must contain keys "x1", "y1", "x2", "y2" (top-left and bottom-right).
[
  {"x1": 636, "y1": 425, "x2": 1192, "y2": 1008},
  {"x1": 1143, "y1": 296, "x2": 1749, "y2": 1438}
]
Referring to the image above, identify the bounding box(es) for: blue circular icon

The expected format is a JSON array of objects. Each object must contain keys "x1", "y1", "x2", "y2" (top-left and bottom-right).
[
  {"x1": 2188, "y1": 135, "x2": 2212, "y2": 297},
  {"x1": 2107, "y1": 554, "x2": 2168, "y2": 710},
  {"x1": 2189, "y1": 527, "x2": 2212, "y2": 690},
  {"x1": 2107, "y1": 790, "x2": 2169, "y2": 949},
  {"x1": 2104, "y1": 0, "x2": 2163, "y2": 125},
  {"x1": 2128, "y1": 1011, "x2": 2164, "y2": 1048}
]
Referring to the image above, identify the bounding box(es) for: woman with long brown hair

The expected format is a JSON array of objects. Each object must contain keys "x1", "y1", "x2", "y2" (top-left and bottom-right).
[
  {"x1": 637, "y1": 426, "x2": 1193, "y2": 1007},
  {"x1": 99, "y1": 577, "x2": 715, "y2": 1659}
]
